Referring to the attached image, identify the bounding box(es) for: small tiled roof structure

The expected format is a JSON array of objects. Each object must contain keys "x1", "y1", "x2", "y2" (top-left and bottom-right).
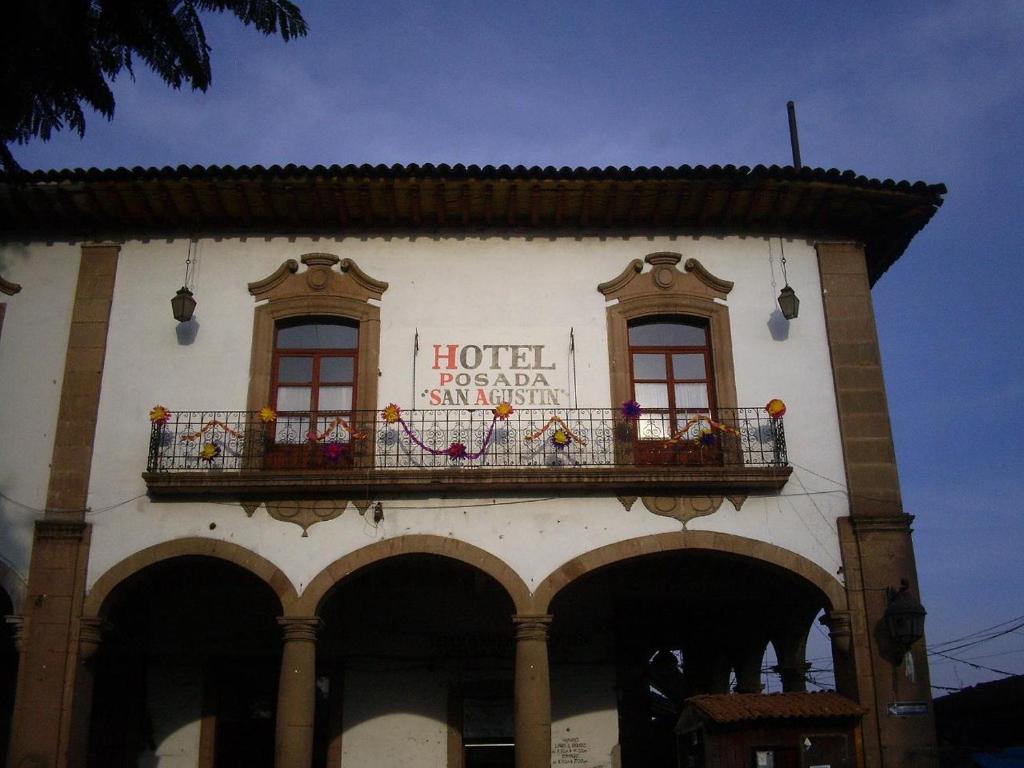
[
  {"x1": 0, "y1": 162, "x2": 945, "y2": 284},
  {"x1": 684, "y1": 692, "x2": 866, "y2": 724}
]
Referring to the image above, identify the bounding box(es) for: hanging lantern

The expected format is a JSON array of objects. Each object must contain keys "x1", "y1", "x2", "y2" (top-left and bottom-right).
[
  {"x1": 777, "y1": 284, "x2": 800, "y2": 320},
  {"x1": 171, "y1": 286, "x2": 196, "y2": 323}
]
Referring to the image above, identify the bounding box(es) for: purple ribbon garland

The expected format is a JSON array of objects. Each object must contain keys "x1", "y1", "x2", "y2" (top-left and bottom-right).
[{"x1": 396, "y1": 416, "x2": 499, "y2": 461}]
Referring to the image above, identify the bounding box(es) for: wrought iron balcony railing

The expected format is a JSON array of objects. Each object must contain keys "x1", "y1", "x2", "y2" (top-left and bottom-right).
[{"x1": 146, "y1": 407, "x2": 787, "y2": 474}]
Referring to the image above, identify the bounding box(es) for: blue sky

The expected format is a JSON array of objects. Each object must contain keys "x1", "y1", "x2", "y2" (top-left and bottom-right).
[{"x1": 12, "y1": 0, "x2": 1024, "y2": 693}]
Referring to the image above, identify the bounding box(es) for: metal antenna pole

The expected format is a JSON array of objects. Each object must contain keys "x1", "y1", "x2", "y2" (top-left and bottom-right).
[{"x1": 787, "y1": 101, "x2": 802, "y2": 170}]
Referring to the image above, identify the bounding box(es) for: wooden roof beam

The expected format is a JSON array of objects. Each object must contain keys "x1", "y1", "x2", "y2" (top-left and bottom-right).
[
  {"x1": 131, "y1": 183, "x2": 162, "y2": 228},
  {"x1": 359, "y1": 183, "x2": 373, "y2": 227},
  {"x1": 329, "y1": 182, "x2": 350, "y2": 227},
  {"x1": 460, "y1": 182, "x2": 471, "y2": 227},
  {"x1": 506, "y1": 183, "x2": 517, "y2": 227},
  {"x1": 554, "y1": 183, "x2": 567, "y2": 227},
  {"x1": 409, "y1": 183, "x2": 422, "y2": 226},
  {"x1": 627, "y1": 183, "x2": 643, "y2": 227},
  {"x1": 434, "y1": 181, "x2": 446, "y2": 226},
  {"x1": 390, "y1": 182, "x2": 402, "y2": 226},
  {"x1": 483, "y1": 183, "x2": 494, "y2": 226},
  {"x1": 529, "y1": 183, "x2": 540, "y2": 227},
  {"x1": 603, "y1": 183, "x2": 618, "y2": 228},
  {"x1": 182, "y1": 182, "x2": 206, "y2": 228},
  {"x1": 580, "y1": 183, "x2": 593, "y2": 227}
]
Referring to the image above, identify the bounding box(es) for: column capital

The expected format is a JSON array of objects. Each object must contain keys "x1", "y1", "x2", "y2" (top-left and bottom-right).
[
  {"x1": 79, "y1": 617, "x2": 109, "y2": 662},
  {"x1": 513, "y1": 614, "x2": 552, "y2": 642},
  {"x1": 821, "y1": 610, "x2": 853, "y2": 655},
  {"x1": 278, "y1": 616, "x2": 322, "y2": 643},
  {"x1": 5, "y1": 615, "x2": 24, "y2": 653}
]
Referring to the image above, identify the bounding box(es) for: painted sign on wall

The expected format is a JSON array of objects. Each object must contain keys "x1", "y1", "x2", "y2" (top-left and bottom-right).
[{"x1": 416, "y1": 332, "x2": 572, "y2": 408}]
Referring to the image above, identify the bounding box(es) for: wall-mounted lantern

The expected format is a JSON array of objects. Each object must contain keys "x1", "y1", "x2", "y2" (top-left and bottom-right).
[
  {"x1": 171, "y1": 286, "x2": 197, "y2": 323},
  {"x1": 777, "y1": 238, "x2": 800, "y2": 319},
  {"x1": 777, "y1": 285, "x2": 800, "y2": 320},
  {"x1": 884, "y1": 579, "x2": 927, "y2": 652},
  {"x1": 173, "y1": 238, "x2": 197, "y2": 323}
]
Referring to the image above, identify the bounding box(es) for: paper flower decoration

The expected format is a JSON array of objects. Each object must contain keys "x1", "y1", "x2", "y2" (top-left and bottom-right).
[
  {"x1": 621, "y1": 399, "x2": 643, "y2": 420},
  {"x1": 694, "y1": 428, "x2": 717, "y2": 448},
  {"x1": 149, "y1": 405, "x2": 171, "y2": 425},
  {"x1": 493, "y1": 401, "x2": 514, "y2": 420},
  {"x1": 259, "y1": 406, "x2": 277, "y2": 423},
  {"x1": 199, "y1": 442, "x2": 221, "y2": 462},
  {"x1": 551, "y1": 428, "x2": 572, "y2": 450},
  {"x1": 765, "y1": 399, "x2": 787, "y2": 420},
  {"x1": 447, "y1": 441, "x2": 467, "y2": 460},
  {"x1": 381, "y1": 403, "x2": 402, "y2": 424},
  {"x1": 323, "y1": 443, "x2": 345, "y2": 462}
]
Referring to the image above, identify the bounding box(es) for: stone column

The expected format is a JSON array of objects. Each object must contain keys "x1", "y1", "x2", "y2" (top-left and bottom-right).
[
  {"x1": 513, "y1": 615, "x2": 552, "y2": 768},
  {"x1": 275, "y1": 617, "x2": 321, "y2": 768},
  {"x1": 67, "y1": 618, "x2": 106, "y2": 768}
]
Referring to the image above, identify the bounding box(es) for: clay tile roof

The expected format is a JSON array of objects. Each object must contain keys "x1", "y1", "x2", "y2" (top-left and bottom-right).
[
  {"x1": 686, "y1": 692, "x2": 866, "y2": 723},
  {"x1": 0, "y1": 161, "x2": 946, "y2": 284}
]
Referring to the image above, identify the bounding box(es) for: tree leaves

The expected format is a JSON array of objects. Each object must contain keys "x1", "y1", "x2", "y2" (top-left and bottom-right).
[{"x1": 0, "y1": 0, "x2": 308, "y2": 172}]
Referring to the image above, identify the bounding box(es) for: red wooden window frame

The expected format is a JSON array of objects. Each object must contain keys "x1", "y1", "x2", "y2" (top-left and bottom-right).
[
  {"x1": 270, "y1": 318, "x2": 359, "y2": 442},
  {"x1": 627, "y1": 316, "x2": 717, "y2": 438}
]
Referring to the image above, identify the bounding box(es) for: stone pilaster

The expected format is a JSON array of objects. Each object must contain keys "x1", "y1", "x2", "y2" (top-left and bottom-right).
[
  {"x1": 513, "y1": 615, "x2": 552, "y2": 768},
  {"x1": 818, "y1": 242, "x2": 936, "y2": 767},
  {"x1": 275, "y1": 617, "x2": 320, "y2": 768}
]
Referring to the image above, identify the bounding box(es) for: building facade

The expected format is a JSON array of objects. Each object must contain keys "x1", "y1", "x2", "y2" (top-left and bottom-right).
[{"x1": 0, "y1": 163, "x2": 944, "y2": 768}]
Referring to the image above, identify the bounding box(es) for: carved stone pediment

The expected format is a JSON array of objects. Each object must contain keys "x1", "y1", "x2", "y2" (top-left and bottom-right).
[
  {"x1": 248, "y1": 253, "x2": 388, "y2": 304},
  {"x1": 597, "y1": 252, "x2": 733, "y2": 303}
]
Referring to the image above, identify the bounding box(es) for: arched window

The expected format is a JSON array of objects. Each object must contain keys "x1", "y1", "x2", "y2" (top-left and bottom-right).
[
  {"x1": 271, "y1": 318, "x2": 359, "y2": 443},
  {"x1": 628, "y1": 317, "x2": 715, "y2": 439}
]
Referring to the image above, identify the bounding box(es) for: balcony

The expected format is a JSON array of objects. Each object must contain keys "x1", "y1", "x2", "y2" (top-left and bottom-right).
[{"x1": 142, "y1": 407, "x2": 791, "y2": 498}]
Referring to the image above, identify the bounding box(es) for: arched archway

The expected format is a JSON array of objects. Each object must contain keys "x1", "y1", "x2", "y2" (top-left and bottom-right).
[
  {"x1": 304, "y1": 536, "x2": 529, "y2": 768},
  {"x1": 84, "y1": 537, "x2": 298, "y2": 617},
  {"x1": 85, "y1": 543, "x2": 295, "y2": 768},
  {"x1": 536, "y1": 532, "x2": 843, "y2": 768},
  {"x1": 534, "y1": 530, "x2": 844, "y2": 613},
  {"x1": 299, "y1": 534, "x2": 531, "y2": 615}
]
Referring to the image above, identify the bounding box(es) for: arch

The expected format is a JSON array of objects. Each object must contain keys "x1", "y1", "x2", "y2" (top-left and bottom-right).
[
  {"x1": 83, "y1": 538, "x2": 299, "y2": 617},
  {"x1": 298, "y1": 534, "x2": 532, "y2": 615},
  {"x1": 532, "y1": 531, "x2": 845, "y2": 613},
  {"x1": 0, "y1": 558, "x2": 26, "y2": 614}
]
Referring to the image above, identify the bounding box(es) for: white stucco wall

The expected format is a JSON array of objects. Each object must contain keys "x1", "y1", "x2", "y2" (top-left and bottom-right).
[
  {"x1": 0, "y1": 243, "x2": 80, "y2": 598},
  {"x1": 81, "y1": 234, "x2": 847, "y2": 597}
]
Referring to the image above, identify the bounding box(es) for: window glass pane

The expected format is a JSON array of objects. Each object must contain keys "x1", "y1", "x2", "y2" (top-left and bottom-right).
[
  {"x1": 277, "y1": 386, "x2": 312, "y2": 412},
  {"x1": 675, "y1": 383, "x2": 709, "y2": 410},
  {"x1": 672, "y1": 354, "x2": 707, "y2": 380},
  {"x1": 277, "y1": 321, "x2": 358, "y2": 349},
  {"x1": 320, "y1": 356, "x2": 354, "y2": 383},
  {"x1": 632, "y1": 353, "x2": 666, "y2": 379},
  {"x1": 277, "y1": 357, "x2": 313, "y2": 383},
  {"x1": 318, "y1": 386, "x2": 353, "y2": 412},
  {"x1": 634, "y1": 383, "x2": 669, "y2": 409},
  {"x1": 629, "y1": 320, "x2": 706, "y2": 347}
]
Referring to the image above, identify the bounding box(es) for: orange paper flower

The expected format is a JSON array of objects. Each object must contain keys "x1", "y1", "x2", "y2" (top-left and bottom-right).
[
  {"x1": 381, "y1": 403, "x2": 402, "y2": 424},
  {"x1": 493, "y1": 401, "x2": 514, "y2": 420},
  {"x1": 149, "y1": 405, "x2": 171, "y2": 425},
  {"x1": 765, "y1": 399, "x2": 787, "y2": 420}
]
